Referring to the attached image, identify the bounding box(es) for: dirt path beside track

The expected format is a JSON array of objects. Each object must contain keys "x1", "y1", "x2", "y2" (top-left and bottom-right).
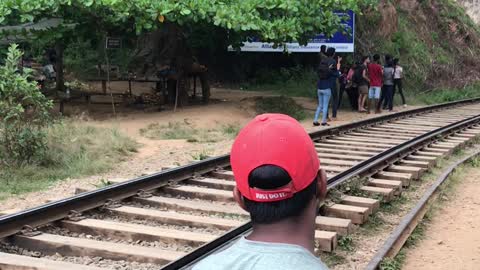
[{"x1": 403, "y1": 166, "x2": 480, "y2": 270}]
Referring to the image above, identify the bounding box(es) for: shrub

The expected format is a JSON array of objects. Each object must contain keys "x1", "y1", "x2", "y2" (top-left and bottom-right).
[
  {"x1": 255, "y1": 96, "x2": 306, "y2": 121},
  {"x1": 0, "y1": 44, "x2": 53, "y2": 165}
]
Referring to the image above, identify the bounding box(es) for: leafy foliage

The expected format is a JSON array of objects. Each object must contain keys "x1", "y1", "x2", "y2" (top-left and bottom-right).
[
  {"x1": 420, "y1": 82, "x2": 480, "y2": 104},
  {"x1": 255, "y1": 96, "x2": 306, "y2": 121},
  {"x1": 0, "y1": 44, "x2": 53, "y2": 165},
  {"x1": 0, "y1": 121, "x2": 138, "y2": 199},
  {"x1": 0, "y1": 0, "x2": 376, "y2": 46},
  {"x1": 380, "y1": 251, "x2": 406, "y2": 270}
]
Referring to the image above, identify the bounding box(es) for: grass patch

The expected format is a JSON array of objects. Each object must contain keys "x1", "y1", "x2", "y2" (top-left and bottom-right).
[
  {"x1": 0, "y1": 121, "x2": 138, "y2": 201},
  {"x1": 360, "y1": 213, "x2": 385, "y2": 234},
  {"x1": 140, "y1": 121, "x2": 241, "y2": 143},
  {"x1": 191, "y1": 151, "x2": 211, "y2": 161},
  {"x1": 419, "y1": 82, "x2": 480, "y2": 105},
  {"x1": 255, "y1": 96, "x2": 307, "y2": 121},
  {"x1": 221, "y1": 123, "x2": 242, "y2": 138},
  {"x1": 329, "y1": 176, "x2": 370, "y2": 201},
  {"x1": 380, "y1": 195, "x2": 410, "y2": 214},
  {"x1": 380, "y1": 251, "x2": 406, "y2": 270},
  {"x1": 240, "y1": 67, "x2": 317, "y2": 98},
  {"x1": 319, "y1": 253, "x2": 347, "y2": 268},
  {"x1": 337, "y1": 235, "x2": 355, "y2": 252},
  {"x1": 140, "y1": 122, "x2": 198, "y2": 141}
]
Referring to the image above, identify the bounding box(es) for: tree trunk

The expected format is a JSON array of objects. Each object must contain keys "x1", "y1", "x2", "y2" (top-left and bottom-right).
[{"x1": 55, "y1": 41, "x2": 64, "y2": 92}]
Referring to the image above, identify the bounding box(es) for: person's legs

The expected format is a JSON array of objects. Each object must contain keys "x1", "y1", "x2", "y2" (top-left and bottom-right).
[
  {"x1": 358, "y1": 85, "x2": 368, "y2": 112},
  {"x1": 321, "y1": 89, "x2": 331, "y2": 124},
  {"x1": 352, "y1": 87, "x2": 359, "y2": 111},
  {"x1": 338, "y1": 84, "x2": 345, "y2": 109},
  {"x1": 358, "y1": 95, "x2": 362, "y2": 112},
  {"x1": 374, "y1": 87, "x2": 381, "y2": 114},
  {"x1": 387, "y1": 85, "x2": 394, "y2": 111},
  {"x1": 346, "y1": 87, "x2": 355, "y2": 110},
  {"x1": 368, "y1": 87, "x2": 375, "y2": 114},
  {"x1": 331, "y1": 83, "x2": 338, "y2": 119},
  {"x1": 378, "y1": 85, "x2": 385, "y2": 111},
  {"x1": 358, "y1": 94, "x2": 365, "y2": 112},
  {"x1": 313, "y1": 89, "x2": 322, "y2": 124},
  {"x1": 397, "y1": 79, "x2": 406, "y2": 105},
  {"x1": 391, "y1": 83, "x2": 396, "y2": 109}
]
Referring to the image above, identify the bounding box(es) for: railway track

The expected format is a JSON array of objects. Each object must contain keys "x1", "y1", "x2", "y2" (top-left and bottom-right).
[{"x1": 0, "y1": 99, "x2": 480, "y2": 270}]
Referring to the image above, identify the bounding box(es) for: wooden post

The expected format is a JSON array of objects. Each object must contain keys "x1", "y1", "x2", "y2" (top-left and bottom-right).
[
  {"x1": 128, "y1": 79, "x2": 132, "y2": 96},
  {"x1": 59, "y1": 101, "x2": 64, "y2": 115},
  {"x1": 193, "y1": 76, "x2": 197, "y2": 98},
  {"x1": 55, "y1": 41, "x2": 65, "y2": 114},
  {"x1": 102, "y1": 80, "x2": 107, "y2": 94},
  {"x1": 55, "y1": 42, "x2": 64, "y2": 92}
]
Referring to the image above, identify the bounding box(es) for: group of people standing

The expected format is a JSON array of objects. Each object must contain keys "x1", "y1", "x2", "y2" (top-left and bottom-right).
[{"x1": 313, "y1": 46, "x2": 407, "y2": 126}]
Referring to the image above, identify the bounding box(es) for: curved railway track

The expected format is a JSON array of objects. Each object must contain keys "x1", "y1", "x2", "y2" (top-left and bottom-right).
[{"x1": 0, "y1": 99, "x2": 480, "y2": 270}]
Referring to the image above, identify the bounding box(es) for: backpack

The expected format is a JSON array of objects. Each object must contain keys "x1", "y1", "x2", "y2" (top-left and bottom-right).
[
  {"x1": 352, "y1": 66, "x2": 364, "y2": 84},
  {"x1": 317, "y1": 61, "x2": 331, "y2": 80}
]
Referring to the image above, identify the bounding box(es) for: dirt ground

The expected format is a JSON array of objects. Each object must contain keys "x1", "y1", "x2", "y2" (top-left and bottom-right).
[
  {"x1": 0, "y1": 87, "x2": 417, "y2": 212},
  {"x1": 402, "y1": 165, "x2": 480, "y2": 270}
]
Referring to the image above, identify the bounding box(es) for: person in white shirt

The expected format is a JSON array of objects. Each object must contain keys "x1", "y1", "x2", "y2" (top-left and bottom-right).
[{"x1": 393, "y1": 58, "x2": 406, "y2": 107}]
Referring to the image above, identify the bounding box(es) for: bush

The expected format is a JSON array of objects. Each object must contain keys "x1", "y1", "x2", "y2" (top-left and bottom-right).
[
  {"x1": 255, "y1": 96, "x2": 306, "y2": 121},
  {"x1": 242, "y1": 66, "x2": 318, "y2": 98},
  {"x1": 420, "y1": 83, "x2": 480, "y2": 104},
  {"x1": 0, "y1": 44, "x2": 53, "y2": 165},
  {"x1": 0, "y1": 121, "x2": 138, "y2": 199}
]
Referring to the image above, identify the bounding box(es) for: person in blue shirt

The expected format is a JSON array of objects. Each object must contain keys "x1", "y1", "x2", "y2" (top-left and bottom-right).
[{"x1": 313, "y1": 48, "x2": 342, "y2": 126}]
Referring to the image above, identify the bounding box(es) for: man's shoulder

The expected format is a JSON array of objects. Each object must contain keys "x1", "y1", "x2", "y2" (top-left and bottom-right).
[
  {"x1": 369, "y1": 63, "x2": 381, "y2": 70},
  {"x1": 193, "y1": 251, "x2": 328, "y2": 270},
  {"x1": 192, "y1": 239, "x2": 329, "y2": 270}
]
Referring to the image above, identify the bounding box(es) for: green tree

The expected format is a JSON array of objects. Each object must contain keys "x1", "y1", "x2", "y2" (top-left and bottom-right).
[
  {"x1": 0, "y1": 44, "x2": 53, "y2": 165},
  {"x1": 0, "y1": 0, "x2": 376, "y2": 46}
]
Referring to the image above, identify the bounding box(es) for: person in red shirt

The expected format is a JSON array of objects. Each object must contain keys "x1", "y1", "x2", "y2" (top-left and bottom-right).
[{"x1": 367, "y1": 54, "x2": 383, "y2": 114}]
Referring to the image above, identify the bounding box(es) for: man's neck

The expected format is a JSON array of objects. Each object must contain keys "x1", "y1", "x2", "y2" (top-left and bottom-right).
[{"x1": 246, "y1": 215, "x2": 316, "y2": 253}]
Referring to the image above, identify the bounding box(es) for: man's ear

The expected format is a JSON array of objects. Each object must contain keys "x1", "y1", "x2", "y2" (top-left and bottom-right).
[
  {"x1": 316, "y1": 169, "x2": 327, "y2": 201},
  {"x1": 233, "y1": 187, "x2": 247, "y2": 211}
]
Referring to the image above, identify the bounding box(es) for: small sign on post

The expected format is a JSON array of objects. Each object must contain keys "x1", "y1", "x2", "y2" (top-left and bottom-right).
[{"x1": 105, "y1": 37, "x2": 121, "y2": 49}]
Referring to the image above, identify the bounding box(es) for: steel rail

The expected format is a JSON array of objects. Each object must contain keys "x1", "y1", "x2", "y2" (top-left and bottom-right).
[
  {"x1": 0, "y1": 98, "x2": 478, "y2": 246},
  {"x1": 165, "y1": 106, "x2": 480, "y2": 270},
  {"x1": 365, "y1": 148, "x2": 480, "y2": 270}
]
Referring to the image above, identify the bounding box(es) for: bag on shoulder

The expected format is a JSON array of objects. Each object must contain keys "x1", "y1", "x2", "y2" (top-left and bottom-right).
[
  {"x1": 352, "y1": 67, "x2": 364, "y2": 84},
  {"x1": 317, "y1": 61, "x2": 331, "y2": 80}
]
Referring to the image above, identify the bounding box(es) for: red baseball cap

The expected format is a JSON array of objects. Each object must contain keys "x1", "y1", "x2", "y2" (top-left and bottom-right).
[{"x1": 230, "y1": 114, "x2": 320, "y2": 202}]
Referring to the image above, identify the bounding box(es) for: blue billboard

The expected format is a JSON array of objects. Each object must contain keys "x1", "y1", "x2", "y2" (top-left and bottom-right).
[{"x1": 238, "y1": 10, "x2": 355, "y2": 53}]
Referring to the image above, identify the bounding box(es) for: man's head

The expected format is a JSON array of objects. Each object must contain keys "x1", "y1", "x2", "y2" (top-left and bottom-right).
[
  {"x1": 385, "y1": 54, "x2": 392, "y2": 63},
  {"x1": 230, "y1": 114, "x2": 327, "y2": 224},
  {"x1": 320, "y1": 45, "x2": 327, "y2": 54},
  {"x1": 326, "y1": 47, "x2": 336, "y2": 58},
  {"x1": 362, "y1": 56, "x2": 370, "y2": 64},
  {"x1": 393, "y1": 58, "x2": 399, "y2": 66},
  {"x1": 373, "y1": 54, "x2": 380, "y2": 63}
]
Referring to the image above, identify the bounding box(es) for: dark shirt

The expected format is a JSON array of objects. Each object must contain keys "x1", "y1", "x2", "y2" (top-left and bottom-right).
[
  {"x1": 317, "y1": 68, "x2": 340, "y2": 90},
  {"x1": 325, "y1": 58, "x2": 337, "y2": 90},
  {"x1": 356, "y1": 65, "x2": 369, "y2": 87},
  {"x1": 318, "y1": 52, "x2": 328, "y2": 63}
]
